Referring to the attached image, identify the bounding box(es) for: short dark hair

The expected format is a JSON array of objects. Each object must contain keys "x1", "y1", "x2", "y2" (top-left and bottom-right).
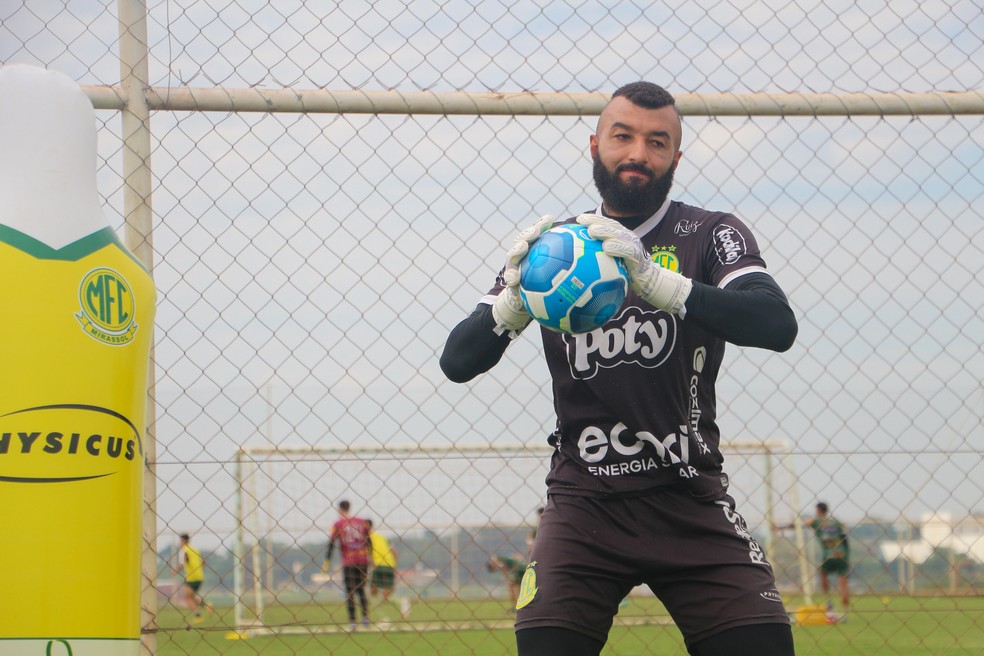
[
  {"x1": 366, "y1": 519, "x2": 374, "y2": 529},
  {"x1": 179, "y1": 533, "x2": 190, "y2": 541},
  {"x1": 338, "y1": 499, "x2": 350, "y2": 512},
  {"x1": 612, "y1": 81, "x2": 677, "y2": 111},
  {"x1": 816, "y1": 502, "x2": 829, "y2": 514}
]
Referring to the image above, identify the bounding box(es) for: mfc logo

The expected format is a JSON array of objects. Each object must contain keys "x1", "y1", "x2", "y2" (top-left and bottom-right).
[
  {"x1": 75, "y1": 267, "x2": 139, "y2": 345},
  {"x1": 564, "y1": 306, "x2": 677, "y2": 379}
]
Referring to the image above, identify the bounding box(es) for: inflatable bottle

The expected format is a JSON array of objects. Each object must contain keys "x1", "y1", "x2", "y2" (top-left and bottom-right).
[{"x1": 0, "y1": 65, "x2": 155, "y2": 656}]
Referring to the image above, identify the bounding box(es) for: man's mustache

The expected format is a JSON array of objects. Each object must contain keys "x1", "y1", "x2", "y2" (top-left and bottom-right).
[{"x1": 615, "y1": 163, "x2": 653, "y2": 177}]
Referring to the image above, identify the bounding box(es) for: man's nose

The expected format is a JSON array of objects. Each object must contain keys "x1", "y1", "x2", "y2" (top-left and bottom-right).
[{"x1": 625, "y1": 137, "x2": 647, "y2": 162}]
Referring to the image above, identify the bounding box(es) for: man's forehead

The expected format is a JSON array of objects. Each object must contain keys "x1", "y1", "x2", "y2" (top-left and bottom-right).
[{"x1": 597, "y1": 97, "x2": 682, "y2": 142}]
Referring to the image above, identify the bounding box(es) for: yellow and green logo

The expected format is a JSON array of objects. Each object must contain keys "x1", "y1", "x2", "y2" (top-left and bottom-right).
[
  {"x1": 75, "y1": 267, "x2": 138, "y2": 345},
  {"x1": 515, "y1": 562, "x2": 538, "y2": 610},
  {"x1": 651, "y1": 245, "x2": 680, "y2": 272}
]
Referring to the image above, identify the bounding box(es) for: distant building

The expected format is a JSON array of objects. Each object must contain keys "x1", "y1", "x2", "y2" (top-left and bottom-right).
[{"x1": 879, "y1": 512, "x2": 984, "y2": 564}]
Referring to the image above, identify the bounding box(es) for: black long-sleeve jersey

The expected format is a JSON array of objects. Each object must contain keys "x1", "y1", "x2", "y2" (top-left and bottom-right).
[{"x1": 441, "y1": 200, "x2": 797, "y2": 500}]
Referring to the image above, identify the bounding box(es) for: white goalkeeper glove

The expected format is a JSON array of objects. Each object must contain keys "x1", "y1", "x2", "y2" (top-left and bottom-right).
[
  {"x1": 577, "y1": 213, "x2": 692, "y2": 316},
  {"x1": 492, "y1": 214, "x2": 556, "y2": 337}
]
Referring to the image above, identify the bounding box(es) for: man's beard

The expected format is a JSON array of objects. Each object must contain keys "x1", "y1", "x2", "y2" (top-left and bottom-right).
[{"x1": 592, "y1": 154, "x2": 674, "y2": 217}]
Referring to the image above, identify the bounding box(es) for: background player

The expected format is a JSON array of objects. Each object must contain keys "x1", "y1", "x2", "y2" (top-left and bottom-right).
[
  {"x1": 487, "y1": 554, "x2": 528, "y2": 608},
  {"x1": 441, "y1": 81, "x2": 798, "y2": 656},
  {"x1": 175, "y1": 533, "x2": 210, "y2": 624},
  {"x1": 324, "y1": 499, "x2": 372, "y2": 630},
  {"x1": 366, "y1": 519, "x2": 399, "y2": 603},
  {"x1": 777, "y1": 502, "x2": 851, "y2": 620}
]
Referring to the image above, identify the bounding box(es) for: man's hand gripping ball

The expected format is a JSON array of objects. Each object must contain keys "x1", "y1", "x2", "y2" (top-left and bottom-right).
[
  {"x1": 492, "y1": 214, "x2": 555, "y2": 337},
  {"x1": 577, "y1": 214, "x2": 692, "y2": 316}
]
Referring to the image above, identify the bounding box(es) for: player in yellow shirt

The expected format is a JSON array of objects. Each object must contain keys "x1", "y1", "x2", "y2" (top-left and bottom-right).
[
  {"x1": 366, "y1": 520, "x2": 399, "y2": 603},
  {"x1": 176, "y1": 533, "x2": 210, "y2": 623}
]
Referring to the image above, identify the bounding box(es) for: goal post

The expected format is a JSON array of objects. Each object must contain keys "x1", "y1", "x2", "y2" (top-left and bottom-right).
[
  {"x1": 230, "y1": 443, "x2": 556, "y2": 636},
  {"x1": 230, "y1": 440, "x2": 808, "y2": 636}
]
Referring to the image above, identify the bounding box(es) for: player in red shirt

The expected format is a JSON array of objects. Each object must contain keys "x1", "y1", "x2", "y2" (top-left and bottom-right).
[{"x1": 324, "y1": 499, "x2": 372, "y2": 629}]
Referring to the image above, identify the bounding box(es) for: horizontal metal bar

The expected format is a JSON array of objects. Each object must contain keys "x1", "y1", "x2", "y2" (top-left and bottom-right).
[
  {"x1": 235, "y1": 438, "x2": 788, "y2": 459},
  {"x1": 83, "y1": 86, "x2": 984, "y2": 116}
]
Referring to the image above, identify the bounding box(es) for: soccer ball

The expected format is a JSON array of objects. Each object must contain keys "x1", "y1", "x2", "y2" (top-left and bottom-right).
[{"x1": 519, "y1": 223, "x2": 629, "y2": 334}]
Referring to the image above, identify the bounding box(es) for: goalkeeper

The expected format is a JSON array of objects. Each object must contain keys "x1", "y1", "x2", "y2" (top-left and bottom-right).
[{"x1": 440, "y1": 82, "x2": 798, "y2": 656}]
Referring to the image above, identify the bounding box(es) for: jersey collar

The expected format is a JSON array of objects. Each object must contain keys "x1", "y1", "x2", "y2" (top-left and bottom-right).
[{"x1": 595, "y1": 196, "x2": 672, "y2": 237}]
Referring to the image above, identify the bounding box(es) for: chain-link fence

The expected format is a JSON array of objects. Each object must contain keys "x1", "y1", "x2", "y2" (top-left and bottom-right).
[{"x1": 3, "y1": 0, "x2": 983, "y2": 654}]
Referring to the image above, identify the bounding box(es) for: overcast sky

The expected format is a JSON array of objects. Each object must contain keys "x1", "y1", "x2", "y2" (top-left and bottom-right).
[{"x1": 1, "y1": 0, "x2": 982, "y2": 550}]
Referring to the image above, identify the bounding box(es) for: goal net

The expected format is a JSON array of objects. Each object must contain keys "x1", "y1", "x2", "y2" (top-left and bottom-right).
[{"x1": 230, "y1": 441, "x2": 808, "y2": 636}]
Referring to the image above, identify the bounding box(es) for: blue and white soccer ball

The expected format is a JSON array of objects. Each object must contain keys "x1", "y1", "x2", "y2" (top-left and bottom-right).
[{"x1": 519, "y1": 223, "x2": 630, "y2": 334}]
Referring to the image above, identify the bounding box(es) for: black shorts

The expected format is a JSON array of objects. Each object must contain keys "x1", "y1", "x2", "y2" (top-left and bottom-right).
[
  {"x1": 515, "y1": 491, "x2": 790, "y2": 648},
  {"x1": 371, "y1": 566, "x2": 395, "y2": 590},
  {"x1": 821, "y1": 557, "x2": 849, "y2": 576},
  {"x1": 185, "y1": 580, "x2": 202, "y2": 593},
  {"x1": 343, "y1": 565, "x2": 369, "y2": 593}
]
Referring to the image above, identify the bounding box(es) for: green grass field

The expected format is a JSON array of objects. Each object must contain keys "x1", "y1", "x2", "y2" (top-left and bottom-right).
[{"x1": 156, "y1": 594, "x2": 984, "y2": 655}]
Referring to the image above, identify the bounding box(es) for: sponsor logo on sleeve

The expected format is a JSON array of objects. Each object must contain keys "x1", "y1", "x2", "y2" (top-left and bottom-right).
[{"x1": 712, "y1": 224, "x2": 746, "y2": 265}]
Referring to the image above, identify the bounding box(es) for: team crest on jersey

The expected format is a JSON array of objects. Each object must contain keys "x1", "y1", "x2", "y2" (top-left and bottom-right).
[
  {"x1": 75, "y1": 267, "x2": 139, "y2": 346},
  {"x1": 515, "y1": 562, "x2": 538, "y2": 610},
  {"x1": 650, "y1": 245, "x2": 680, "y2": 272}
]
